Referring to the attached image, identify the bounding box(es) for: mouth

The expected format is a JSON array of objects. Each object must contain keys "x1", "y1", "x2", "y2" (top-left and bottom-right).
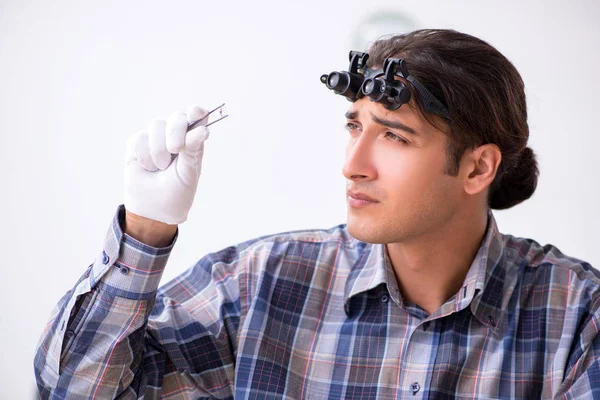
[{"x1": 347, "y1": 190, "x2": 379, "y2": 208}]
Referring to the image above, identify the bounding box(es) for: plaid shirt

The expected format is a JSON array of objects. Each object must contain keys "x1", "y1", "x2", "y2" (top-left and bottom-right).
[{"x1": 35, "y1": 204, "x2": 600, "y2": 399}]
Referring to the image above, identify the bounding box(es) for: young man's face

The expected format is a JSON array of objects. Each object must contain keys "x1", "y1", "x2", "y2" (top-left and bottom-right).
[{"x1": 343, "y1": 96, "x2": 465, "y2": 244}]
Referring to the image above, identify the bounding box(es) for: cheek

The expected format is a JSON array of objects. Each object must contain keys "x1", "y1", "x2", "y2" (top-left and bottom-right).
[{"x1": 378, "y1": 146, "x2": 449, "y2": 200}]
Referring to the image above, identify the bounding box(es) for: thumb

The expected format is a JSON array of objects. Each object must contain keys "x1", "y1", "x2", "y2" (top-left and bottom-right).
[
  {"x1": 182, "y1": 104, "x2": 210, "y2": 153},
  {"x1": 176, "y1": 126, "x2": 210, "y2": 186},
  {"x1": 182, "y1": 125, "x2": 210, "y2": 154}
]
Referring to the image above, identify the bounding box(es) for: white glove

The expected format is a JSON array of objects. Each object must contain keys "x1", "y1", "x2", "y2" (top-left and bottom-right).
[{"x1": 124, "y1": 105, "x2": 210, "y2": 225}]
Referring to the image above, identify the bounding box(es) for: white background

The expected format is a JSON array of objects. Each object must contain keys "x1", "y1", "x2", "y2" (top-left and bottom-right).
[{"x1": 1, "y1": 0, "x2": 599, "y2": 397}]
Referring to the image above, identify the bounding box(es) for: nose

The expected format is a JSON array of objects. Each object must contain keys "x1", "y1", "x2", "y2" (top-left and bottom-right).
[{"x1": 342, "y1": 133, "x2": 377, "y2": 182}]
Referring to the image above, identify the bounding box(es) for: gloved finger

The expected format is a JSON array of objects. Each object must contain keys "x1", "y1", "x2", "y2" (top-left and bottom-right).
[
  {"x1": 186, "y1": 105, "x2": 209, "y2": 126},
  {"x1": 148, "y1": 119, "x2": 172, "y2": 170},
  {"x1": 165, "y1": 111, "x2": 187, "y2": 154},
  {"x1": 182, "y1": 125, "x2": 210, "y2": 154},
  {"x1": 177, "y1": 139, "x2": 205, "y2": 186},
  {"x1": 175, "y1": 105, "x2": 210, "y2": 186},
  {"x1": 134, "y1": 131, "x2": 159, "y2": 172}
]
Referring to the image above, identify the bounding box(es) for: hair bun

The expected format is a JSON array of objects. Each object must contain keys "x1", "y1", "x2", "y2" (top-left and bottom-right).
[{"x1": 490, "y1": 147, "x2": 539, "y2": 210}]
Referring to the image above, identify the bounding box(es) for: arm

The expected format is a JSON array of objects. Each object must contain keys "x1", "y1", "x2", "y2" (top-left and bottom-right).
[
  {"x1": 554, "y1": 296, "x2": 600, "y2": 399},
  {"x1": 34, "y1": 104, "x2": 231, "y2": 398},
  {"x1": 34, "y1": 205, "x2": 241, "y2": 399},
  {"x1": 124, "y1": 209, "x2": 178, "y2": 248},
  {"x1": 34, "y1": 204, "x2": 177, "y2": 398}
]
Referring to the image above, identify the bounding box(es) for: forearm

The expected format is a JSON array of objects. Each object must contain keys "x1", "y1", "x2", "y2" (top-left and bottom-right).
[
  {"x1": 36, "y1": 287, "x2": 156, "y2": 398},
  {"x1": 34, "y1": 205, "x2": 178, "y2": 398}
]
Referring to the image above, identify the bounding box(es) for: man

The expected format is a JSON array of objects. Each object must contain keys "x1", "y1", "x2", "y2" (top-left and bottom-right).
[{"x1": 34, "y1": 29, "x2": 599, "y2": 399}]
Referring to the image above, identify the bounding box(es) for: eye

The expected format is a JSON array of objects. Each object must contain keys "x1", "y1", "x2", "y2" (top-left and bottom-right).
[
  {"x1": 385, "y1": 131, "x2": 409, "y2": 144},
  {"x1": 344, "y1": 122, "x2": 361, "y2": 132}
]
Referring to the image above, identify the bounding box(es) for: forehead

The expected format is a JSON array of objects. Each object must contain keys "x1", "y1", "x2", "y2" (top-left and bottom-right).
[
  {"x1": 346, "y1": 96, "x2": 448, "y2": 139},
  {"x1": 347, "y1": 97, "x2": 422, "y2": 130}
]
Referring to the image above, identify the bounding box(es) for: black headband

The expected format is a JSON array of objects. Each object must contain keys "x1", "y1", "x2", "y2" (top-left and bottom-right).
[{"x1": 320, "y1": 51, "x2": 450, "y2": 120}]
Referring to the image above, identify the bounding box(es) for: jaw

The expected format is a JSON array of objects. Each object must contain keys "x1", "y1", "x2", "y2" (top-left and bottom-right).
[{"x1": 346, "y1": 205, "x2": 391, "y2": 244}]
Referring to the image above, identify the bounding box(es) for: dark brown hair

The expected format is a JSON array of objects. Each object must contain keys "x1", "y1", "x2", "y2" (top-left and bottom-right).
[{"x1": 366, "y1": 29, "x2": 539, "y2": 209}]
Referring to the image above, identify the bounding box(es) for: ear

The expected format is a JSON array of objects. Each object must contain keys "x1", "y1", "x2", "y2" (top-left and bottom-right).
[{"x1": 462, "y1": 144, "x2": 502, "y2": 195}]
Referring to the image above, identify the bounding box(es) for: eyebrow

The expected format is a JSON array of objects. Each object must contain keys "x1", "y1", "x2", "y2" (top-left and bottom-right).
[{"x1": 345, "y1": 110, "x2": 418, "y2": 135}]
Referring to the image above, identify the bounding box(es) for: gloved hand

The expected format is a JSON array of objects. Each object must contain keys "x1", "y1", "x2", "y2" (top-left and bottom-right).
[{"x1": 124, "y1": 105, "x2": 210, "y2": 225}]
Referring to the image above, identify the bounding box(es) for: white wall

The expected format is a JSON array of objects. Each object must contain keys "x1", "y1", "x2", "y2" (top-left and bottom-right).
[{"x1": 1, "y1": 0, "x2": 598, "y2": 397}]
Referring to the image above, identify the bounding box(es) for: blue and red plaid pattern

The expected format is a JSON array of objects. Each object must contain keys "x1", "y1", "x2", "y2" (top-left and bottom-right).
[{"x1": 35, "y1": 204, "x2": 600, "y2": 399}]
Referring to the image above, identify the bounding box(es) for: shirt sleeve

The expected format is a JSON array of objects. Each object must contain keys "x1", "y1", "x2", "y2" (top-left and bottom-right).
[
  {"x1": 555, "y1": 296, "x2": 600, "y2": 399},
  {"x1": 33, "y1": 204, "x2": 242, "y2": 399}
]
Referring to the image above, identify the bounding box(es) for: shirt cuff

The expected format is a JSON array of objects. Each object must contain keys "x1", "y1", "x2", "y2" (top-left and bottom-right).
[{"x1": 90, "y1": 204, "x2": 179, "y2": 300}]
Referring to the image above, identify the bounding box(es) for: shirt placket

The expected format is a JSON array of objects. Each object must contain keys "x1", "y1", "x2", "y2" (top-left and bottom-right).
[{"x1": 399, "y1": 321, "x2": 437, "y2": 399}]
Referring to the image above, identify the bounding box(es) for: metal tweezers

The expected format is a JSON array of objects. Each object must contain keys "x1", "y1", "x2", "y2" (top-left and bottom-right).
[
  {"x1": 188, "y1": 103, "x2": 228, "y2": 130},
  {"x1": 170, "y1": 103, "x2": 228, "y2": 161}
]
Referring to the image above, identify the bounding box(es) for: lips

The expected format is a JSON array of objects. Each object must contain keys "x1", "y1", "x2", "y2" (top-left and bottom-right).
[{"x1": 347, "y1": 190, "x2": 378, "y2": 202}]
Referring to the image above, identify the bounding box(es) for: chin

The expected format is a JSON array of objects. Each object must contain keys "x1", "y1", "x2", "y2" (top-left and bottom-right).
[{"x1": 346, "y1": 214, "x2": 388, "y2": 244}]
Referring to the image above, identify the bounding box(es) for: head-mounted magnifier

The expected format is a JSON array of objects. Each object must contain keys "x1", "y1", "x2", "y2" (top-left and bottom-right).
[{"x1": 321, "y1": 51, "x2": 450, "y2": 119}]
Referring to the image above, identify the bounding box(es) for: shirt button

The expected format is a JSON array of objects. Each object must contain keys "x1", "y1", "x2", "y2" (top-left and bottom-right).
[
  {"x1": 120, "y1": 266, "x2": 129, "y2": 275},
  {"x1": 65, "y1": 330, "x2": 74, "y2": 339},
  {"x1": 381, "y1": 294, "x2": 389, "y2": 303},
  {"x1": 102, "y1": 251, "x2": 110, "y2": 265},
  {"x1": 411, "y1": 382, "x2": 420, "y2": 394}
]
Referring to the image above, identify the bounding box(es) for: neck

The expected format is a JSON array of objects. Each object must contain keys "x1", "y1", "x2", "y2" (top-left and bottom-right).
[{"x1": 386, "y1": 206, "x2": 489, "y2": 315}]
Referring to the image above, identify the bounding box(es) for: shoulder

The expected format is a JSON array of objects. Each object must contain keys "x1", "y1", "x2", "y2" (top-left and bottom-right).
[
  {"x1": 195, "y1": 224, "x2": 365, "y2": 299},
  {"x1": 250, "y1": 224, "x2": 357, "y2": 246},
  {"x1": 503, "y1": 233, "x2": 598, "y2": 284},
  {"x1": 159, "y1": 224, "x2": 362, "y2": 299},
  {"x1": 500, "y1": 233, "x2": 600, "y2": 311},
  {"x1": 201, "y1": 224, "x2": 361, "y2": 266}
]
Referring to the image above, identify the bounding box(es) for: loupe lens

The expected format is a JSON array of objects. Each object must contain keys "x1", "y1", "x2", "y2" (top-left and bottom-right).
[
  {"x1": 363, "y1": 79, "x2": 375, "y2": 94},
  {"x1": 327, "y1": 72, "x2": 350, "y2": 92},
  {"x1": 362, "y1": 78, "x2": 385, "y2": 101},
  {"x1": 328, "y1": 74, "x2": 339, "y2": 88}
]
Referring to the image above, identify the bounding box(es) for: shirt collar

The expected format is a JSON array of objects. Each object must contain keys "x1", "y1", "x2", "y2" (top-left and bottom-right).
[
  {"x1": 343, "y1": 211, "x2": 507, "y2": 330},
  {"x1": 344, "y1": 242, "x2": 389, "y2": 304},
  {"x1": 467, "y1": 210, "x2": 507, "y2": 330}
]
